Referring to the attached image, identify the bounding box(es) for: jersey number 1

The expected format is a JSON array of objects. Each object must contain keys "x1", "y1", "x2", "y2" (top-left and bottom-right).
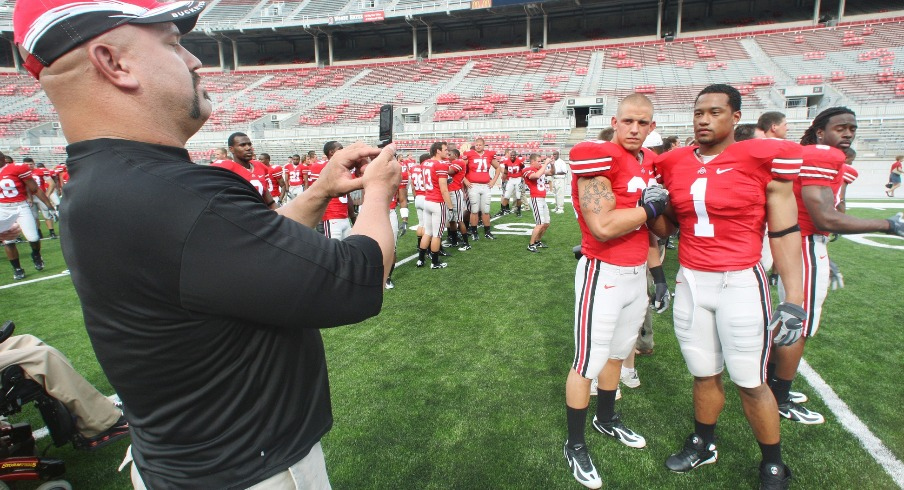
[{"x1": 690, "y1": 178, "x2": 715, "y2": 238}]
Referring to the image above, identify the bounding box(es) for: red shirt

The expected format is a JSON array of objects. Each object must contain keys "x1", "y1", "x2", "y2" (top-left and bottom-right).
[
  {"x1": 31, "y1": 167, "x2": 50, "y2": 192},
  {"x1": 842, "y1": 164, "x2": 858, "y2": 185},
  {"x1": 267, "y1": 165, "x2": 284, "y2": 198},
  {"x1": 892, "y1": 161, "x2": 903, "y2": 173},
  {"x1": 463, "y1": 149, "x2": 496, "y2": 184},
  {"x1": 53, "y1": 164, "x2": 69, "y2": 186},
  {"x1": 422, "y1": 158, "x2": 449, "y2": 203},
  {"x1": 286, "y1": 164, "x2": 305, "y2": 186},
  {"x1": 211, "y1": 160, "x2": 266, "y2": 196},
  {"x1": 504, "y1": 158, "x2": 525, "y2": 179},
  {"x1": 448, "y1": 159, "x2": 466, "y2": 192},
  {"x1": 523, "y1": 164, "x2": 548, "y2": 198},
  {"x1": 570, "y1": 142, "x2": 657, "y2": 266},
  {"x1": 655, "y1": 139, "x2": 803, "y2": 272},
  {"x1": 0, "y1": 163, "x2": 32, "y2": 203},
  {"x1": 409, "y1": 161, "x2": 426, "y2": 197},
  {"x1": 308, "y1": 160, "x2": 350, "y2": 220},
  {"x1": 796, "y1": 145, "x2": 845, "y2": 237},
  {"x1": 390, "y1": 163, "x2": 410, "y2": 210}
]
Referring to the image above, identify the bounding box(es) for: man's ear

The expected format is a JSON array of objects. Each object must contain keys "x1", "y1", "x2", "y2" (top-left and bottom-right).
[{"x1": 86, "y1": 42, "x2": 140, "y2": 90}]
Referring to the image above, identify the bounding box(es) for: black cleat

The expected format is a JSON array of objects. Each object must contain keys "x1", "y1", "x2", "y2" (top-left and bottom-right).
[
  {"x1": 563, "y1": 442, "x2": 602, "y2": 489},
  {"x1": 665, "y1": 433, "x2": 717, "y2": 473},
  {"x1": 33, "y1": 257, "x2": 44, "y2": 271},
  {"x1": 527, "y1": 244, "x2": 539, "y2": 253},
  {"x1": 13, "y1": 268, "x2": 25, "y2": 281},
  {"x1": 416, "y1": 260, "x2": 425, "y2": 268},
  {"x1": 438, "y1": 249, "x2": 451, "y2": 257},
  {"x1": 591, "y1": 413, "x2": 646, "y2": 448},
  {"x1": 535, "y1": 241, "x2": 548, "y2": 248},
  {"x1": 484, "y1": 232, "x2": 496, "y2": 240},
  {"x1": 471, "y1": 232, "x2": 479, "y2": 241},
  {"x1": 759, "y1": 462, "x2": 792, "y2": 490},
  {"x1": 431, "y1": 262, "x2": 448, "y2": 269}
]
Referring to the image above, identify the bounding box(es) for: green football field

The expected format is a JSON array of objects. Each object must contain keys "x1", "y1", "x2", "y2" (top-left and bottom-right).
[{"x1": 0, "y1": 200, "x2": 901, "y2": 489}]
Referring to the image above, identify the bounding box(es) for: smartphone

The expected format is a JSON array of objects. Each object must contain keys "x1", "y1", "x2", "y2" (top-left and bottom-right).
[{"x1": 378, "y1": 104, "x2": 392, "y2": 148}]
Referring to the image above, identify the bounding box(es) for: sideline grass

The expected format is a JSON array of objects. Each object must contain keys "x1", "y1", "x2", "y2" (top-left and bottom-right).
[{"x1": 0, "y1": 202, "x2": 900, "y2": 488}]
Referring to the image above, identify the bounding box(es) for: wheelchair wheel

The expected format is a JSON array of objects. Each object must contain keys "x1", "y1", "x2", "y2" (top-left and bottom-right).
[{"x1": 36, "y1": 481, "x2": 72, "y2": 490}]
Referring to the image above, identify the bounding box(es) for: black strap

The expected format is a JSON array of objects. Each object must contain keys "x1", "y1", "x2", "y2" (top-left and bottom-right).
[{"x1": 767, "y1": 224, "x2": 800, "y2": 238}]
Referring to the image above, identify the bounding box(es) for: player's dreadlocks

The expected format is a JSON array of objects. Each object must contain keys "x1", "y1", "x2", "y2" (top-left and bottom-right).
[{"x1": 800, "y1": 106, "x2": 855, "y2": 146}]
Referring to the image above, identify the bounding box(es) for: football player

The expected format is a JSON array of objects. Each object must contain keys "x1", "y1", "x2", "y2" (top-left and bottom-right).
[
  {"x1": 285, "y1": 154, "x2": 305, "y2": 200},
  {"x1": 26, "y1": 159, "x2": 57, "y2": 239},
  {"x1": 212, "y1": 132, "x2": 277, "y2": 209},
  {"x1": 260, "y1": 153, "x2": 287, "y2": 206},
  {"x1": 446, "y1": 148, "x2": 471, "y2": 251},
  {"x1": 769, "y1": 107, "x2": 904, "y2": 426},
  {"x1": 417, "y1": 142, "x2": 451, "y2": 269},
  {"x1": 308, "y1": 141, "x2": 356, "y2": 240},
  {"x1": 523, "y1": 154, "x2": 552, "y2": 252},
  {"x1": 563, "y1": 94, "x2": 667, "y2": 490},
  {"x1": 409, "y1": 153, "x2": 428, "y2": 250},
  {"x1": 0, "y1": 151, "x2": 57, "y2": 280},
  {"x1": 497, "y1": 150, "x2": 525, "y2": 217},
  {"x1": 462, "y1": 138, "x2": 501, "y2": 240},
  {"x1": 385, "y1": 157, "x2": 409, "y2": 289},
  {"x1": 650, "y1": 84, "x2": 806, "y2": 489}
]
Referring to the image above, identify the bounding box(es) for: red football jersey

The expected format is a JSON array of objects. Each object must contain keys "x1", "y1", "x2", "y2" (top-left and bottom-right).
[
  {"x1": 390, "y1": 163, "x2": 410, "y2": 210},
  {"x1": 0, "y1": 163, "x2": 32, "y2": 204},
  {"x1": 463, "y1": 149, "x2": 496, "y2": 184},
  {"x1": 522, "y1": 164, "x2": 548, "y2": 198},
  {"x1": 53, "y1": 164, "x2": 69, "y2": 185},
  {"x1": 570, "y1": 142, "x2": 657, "y2": 266},
  {"x1": 31, "y1": 167, "x2": 50, "y2": 192},
  {"x1": 267, "y1": 165, "x2": 284, "y2": 198},
  {"x1": 211, "y1": 159, "x2": 257, "y2": 191},
  {"x1": 409, "y1": 161, "x2": 426, "y2": 197},
  {"x1": 504, "y1": 158, "x2": 525, "y2": 179},
  {"x1": 655, "y1": 139, "x2": 803, "y2": 271},
  {"x1": 308, "y1": 160, "x2": 350, "y2": 220},
  {"x1": 796, "y1": 145, "x2": 845, "y2": 237},
  {"x1": 842, "y1": 164, "x2": 858, "y2": 185},
  {"x1": 421, "y1": 159, "x2": 449, "y2": 203},
  {"x1": 285, "y1": 164, "x2": 303, "y2": 186},
  {"x1": 448, "y1": 159, "x2": 466, "y2": 192}
]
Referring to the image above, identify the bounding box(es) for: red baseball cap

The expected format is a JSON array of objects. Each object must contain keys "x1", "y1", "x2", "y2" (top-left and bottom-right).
[{"x1": 14, "y1": 0, "x2": 208, "y2": 79}]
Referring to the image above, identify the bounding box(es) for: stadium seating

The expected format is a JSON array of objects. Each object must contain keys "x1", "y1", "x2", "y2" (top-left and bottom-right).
[{"x1": 3, "y1": 17, "x2": 904, "y2": 164}]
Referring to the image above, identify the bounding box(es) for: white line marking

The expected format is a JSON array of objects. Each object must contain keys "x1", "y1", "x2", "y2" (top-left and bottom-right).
[
  {"x1": 0, "y1": 271, "x2": 69, "y2": 290},
  {"x1": 799, "y1": 359, "x2": 904, "y2": 488}
]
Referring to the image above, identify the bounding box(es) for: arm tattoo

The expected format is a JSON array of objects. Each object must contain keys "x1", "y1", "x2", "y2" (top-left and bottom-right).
[{"x1": 580, "y1": 178, "x2": 615, "y2": 214}]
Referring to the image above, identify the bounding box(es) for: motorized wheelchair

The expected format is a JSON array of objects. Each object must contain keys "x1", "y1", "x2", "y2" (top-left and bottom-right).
[{"x1": 0, "y1": 320, "x2": 72, "y2": 489}]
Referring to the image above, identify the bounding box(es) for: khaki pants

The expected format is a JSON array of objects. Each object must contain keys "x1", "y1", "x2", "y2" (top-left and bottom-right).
[
  {"x1": 129, "y1": 442, "x2": 332, "y2": 489},
  {"x1": 0, "y1": 334, "x2": 121, "y2": 437}
]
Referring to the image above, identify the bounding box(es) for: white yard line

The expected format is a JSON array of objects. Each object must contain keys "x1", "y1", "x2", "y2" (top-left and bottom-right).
[
  {"x1": 0, "y1": 271, "x2": 69, "y2": 290},
  {"x1": 799, "y1": 359, "x2": 904, "y2": 488}
]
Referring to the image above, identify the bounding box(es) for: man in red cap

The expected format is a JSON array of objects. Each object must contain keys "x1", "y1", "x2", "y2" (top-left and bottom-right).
[{"x1": 14, "y1": 1, "x2": 401, "y2": 487}]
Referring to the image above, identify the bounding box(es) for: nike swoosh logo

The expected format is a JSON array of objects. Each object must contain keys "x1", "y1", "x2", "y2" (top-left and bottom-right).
[
  {"x1": 819, "y1": 255, "x2": 827, "y2": 259},
  {"x1": 604, "y1": 285, "x2": 616, "y2": 289},
  {"x1": 675, "y1": 281, "x2": 683, "y2": 284},
  {"x1": 716, "y1": 168, "x2": 734, "y2": 174}
]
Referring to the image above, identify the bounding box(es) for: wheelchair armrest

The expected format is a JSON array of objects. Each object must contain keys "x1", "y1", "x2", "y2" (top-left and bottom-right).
[{"x1": 0, "y1": 321, "x2": 14, "y2": 345}]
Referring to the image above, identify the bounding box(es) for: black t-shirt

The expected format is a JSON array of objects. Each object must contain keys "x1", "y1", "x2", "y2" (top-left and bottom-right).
[{"x1": 60, "y1": 139, "x2": 384, "y2": 488}]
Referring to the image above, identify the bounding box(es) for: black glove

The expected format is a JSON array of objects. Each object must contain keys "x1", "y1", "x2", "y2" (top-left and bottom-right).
[
  {"x1": 572, "y1": 245, "x2": 583, "y2": 260},
  {"x1": 649, "y1": 265, "x2": 670, "y2": 313},
  {"x1": 768, "y1": 302, "x2": 807, "y2": 346},
  {"x1": 398, "y1": 220, "x2": 407, "y2": 236},
  {"x1": 886, "y1": 212, "x2": 904, "y2": 238},
  {"x1": 641, "y1": 184, "x2": 669, "y2": 220}
]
